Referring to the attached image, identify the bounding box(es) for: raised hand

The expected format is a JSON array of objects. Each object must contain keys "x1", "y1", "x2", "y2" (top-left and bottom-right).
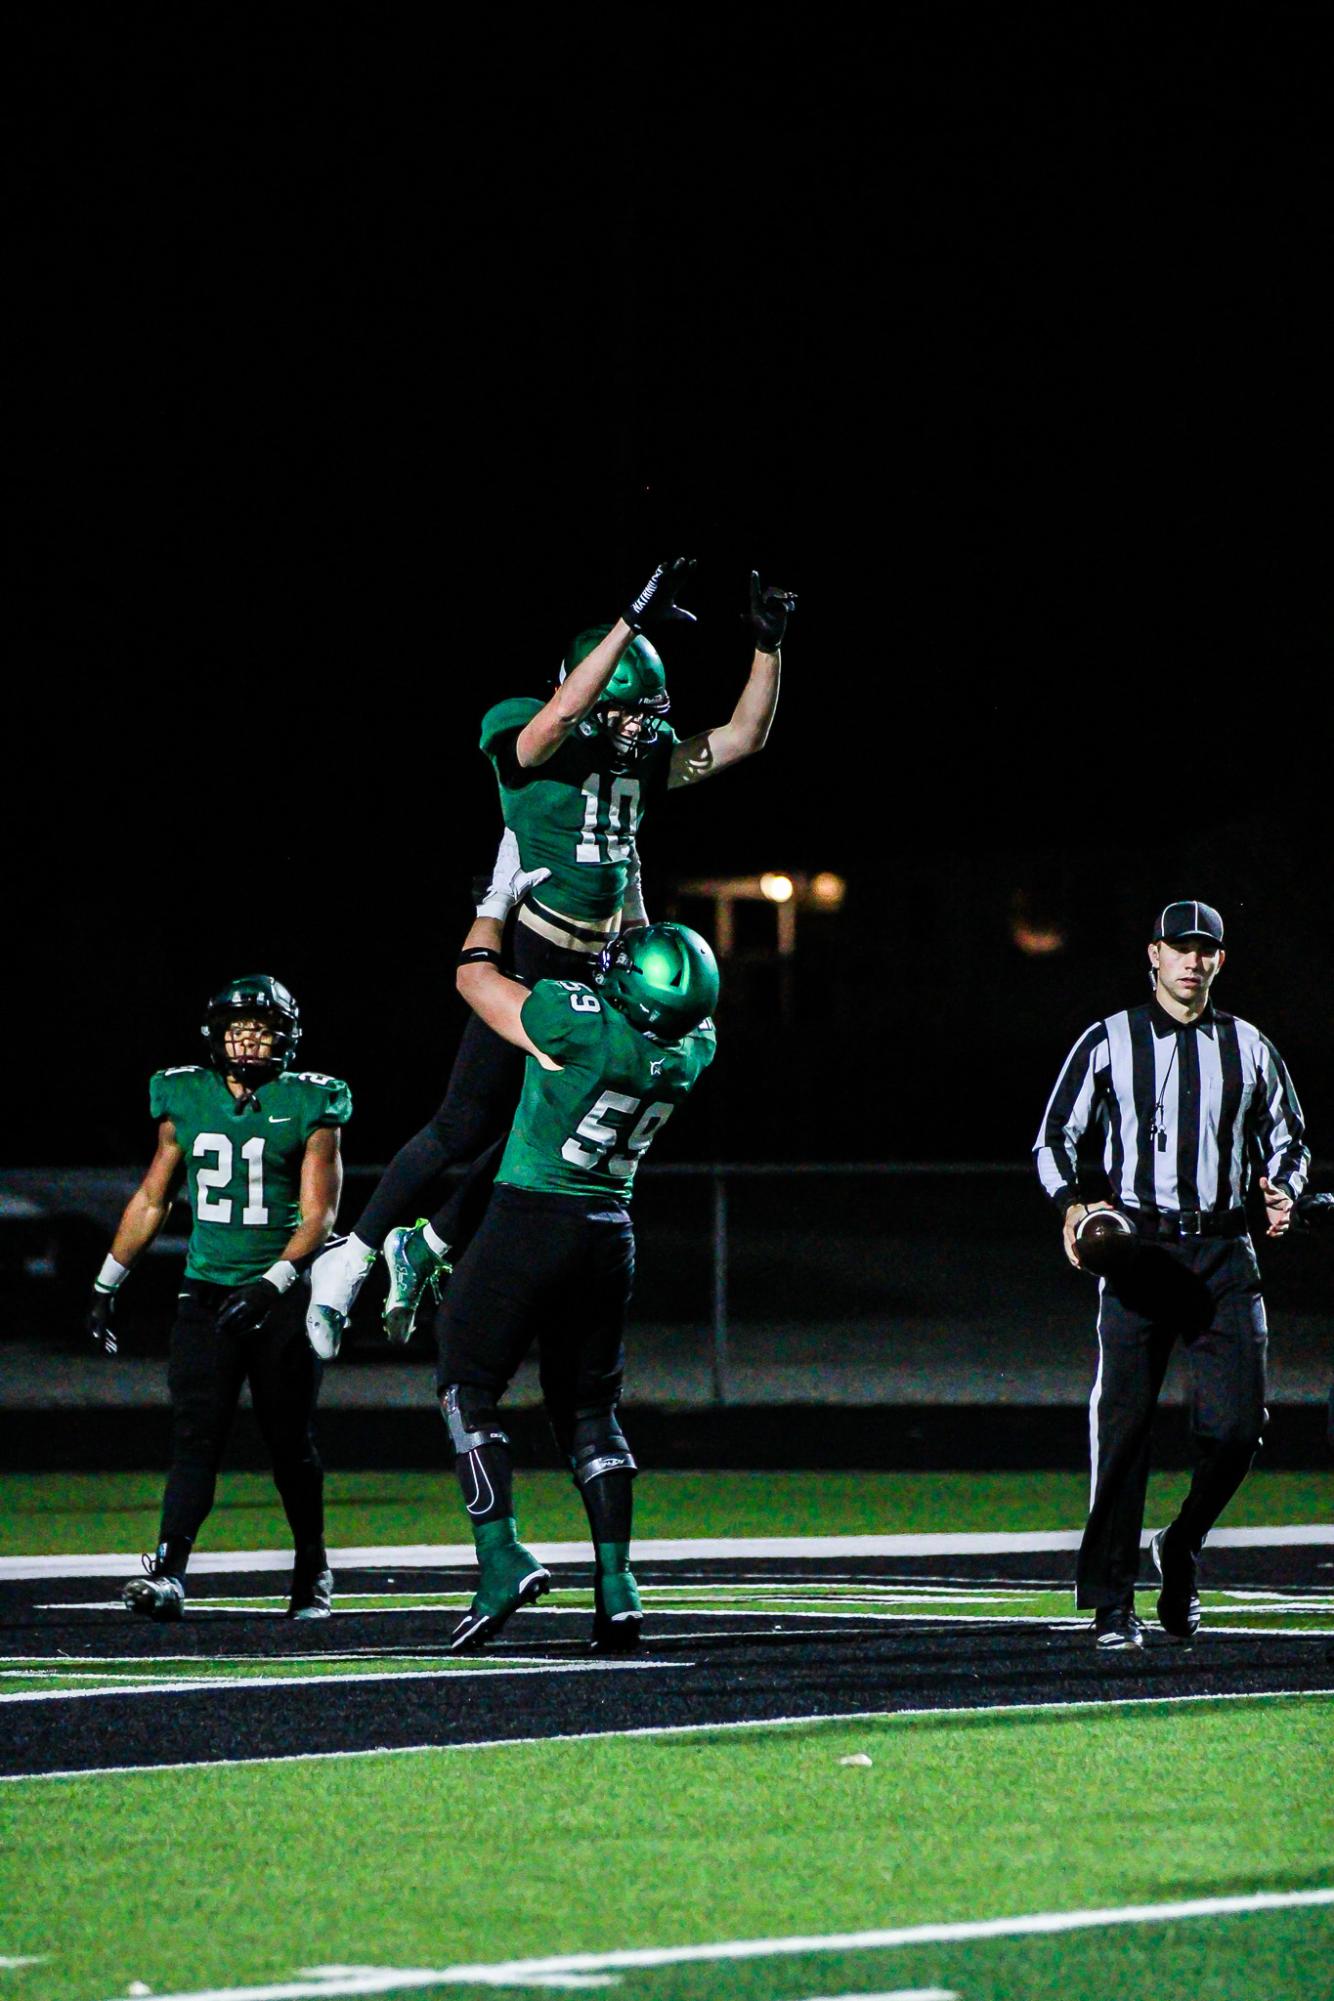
[
  {"x1": 623, "y1": 558, "x2": 698, "y2": 633},
  {"x1": 748, "y1": 571, "x2": 796, "y2": 654}
]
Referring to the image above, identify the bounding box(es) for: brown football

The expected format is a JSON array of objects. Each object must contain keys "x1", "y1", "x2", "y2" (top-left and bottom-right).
[{"x1": 1074, "y1": 1208, "x2": 1136, "y2": 1274}]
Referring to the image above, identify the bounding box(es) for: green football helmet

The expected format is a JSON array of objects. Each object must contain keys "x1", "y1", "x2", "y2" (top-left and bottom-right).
[
  {"x1": 562, "y1": 625, "x2": 670, "y2": 767},
  {"x1": 595, "y1": 923, "x2": 719, "y2": 1042},
  {"x1": 201, "y1": 973, "x2": 301, "y2": 1083}
]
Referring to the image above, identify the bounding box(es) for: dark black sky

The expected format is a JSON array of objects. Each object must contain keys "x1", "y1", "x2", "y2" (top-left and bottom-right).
[{"x1": 8, "y1": 10, "x2": 1331, "y2": 1165}]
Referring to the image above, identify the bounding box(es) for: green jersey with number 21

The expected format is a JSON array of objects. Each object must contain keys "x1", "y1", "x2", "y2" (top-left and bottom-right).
[
  {"x1": 149, "y1": 1066, "x2": 352, "y2": 1286},
  {"x1": 499, "y1": 982, "x2": 715, "y2": 1200}
]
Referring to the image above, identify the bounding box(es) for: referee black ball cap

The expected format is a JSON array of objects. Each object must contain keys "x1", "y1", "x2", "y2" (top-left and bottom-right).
[{"x1": 1152, "y1": 899, "x2": 1224, "y2": 945}]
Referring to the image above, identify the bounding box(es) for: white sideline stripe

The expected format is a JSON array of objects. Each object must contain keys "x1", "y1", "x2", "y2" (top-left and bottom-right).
[
  {"x1": 8, "y1": 1684, "x2": 1332, "y2": 1785},
  {"x1": 93, "y1": 1888, "x2": 1334, "y2": 1998},
  {"x1": 0, "y1": 1659, "x2": 686, "y2": 1707},
  {"x1": 5, "y1": 1523, "x2": 1333, "y2": 1580}
]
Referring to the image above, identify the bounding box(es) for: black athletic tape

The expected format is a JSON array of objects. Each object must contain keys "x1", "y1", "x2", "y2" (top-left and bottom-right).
[{"x1": 457, "y1": 948, "x2": 504, "y2": 969}]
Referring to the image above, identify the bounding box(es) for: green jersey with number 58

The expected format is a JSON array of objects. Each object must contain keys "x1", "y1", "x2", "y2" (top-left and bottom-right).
[
  {"x1": 498, "y1": 981, "x2": 715, "y2": 1200},
  {"x1": 149, "y1": 1066, "x2": 352, "y2": 1285},
  {"x1": 480, "y1": 698, "x2": 677, "y2": 921}
]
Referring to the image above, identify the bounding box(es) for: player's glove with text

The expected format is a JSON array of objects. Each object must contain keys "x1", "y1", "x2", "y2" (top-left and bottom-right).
[
  {"x1": 88, "y1": 1289, "x2": 119, "y2": 1357},
  {"x1": 623, "y1": 557, "x2": 698, "y2": 634},
  {"x1": 215, "y1": 1278, "x2": 283, "y2": 1339},
  {"x1": 475, "y1": 827, "x2": 552, "y2": 921},
  {"x1": 748, "y1": 571, "x2": 797, "y2": 653}
]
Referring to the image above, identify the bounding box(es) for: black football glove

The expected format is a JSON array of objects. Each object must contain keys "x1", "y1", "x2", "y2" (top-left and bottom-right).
[
  {"x1": 748, "y1": 571, "x2": 796, "y2": 654},
  {"x1": 88, "y1": 1289, "x2": 119, "y2": 1357},
  {"x1": 622, "y1": 557, "x2": 698, "y2": 634},
  {"x1": 1295, "y1": 1192, "x2": 1334, "y2": 1229},
  {"x1": 215, "y1": 1277, "x2": 283, "y2": 1339}
]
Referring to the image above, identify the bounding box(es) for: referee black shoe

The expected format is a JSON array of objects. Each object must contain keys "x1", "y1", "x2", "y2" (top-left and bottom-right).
[
  {"x1": 1151, "y1": 1526, "x2": 1201, "y2": 1642},
  {"x1": 1092, "y1": 1605, "x2": 1146, "y2": 1651}
]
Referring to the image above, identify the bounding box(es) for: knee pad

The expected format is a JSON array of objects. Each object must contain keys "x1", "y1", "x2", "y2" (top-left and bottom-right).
[
  {"x1": 568, "y1": 1406, "x2": 637, "y2": 1489},
  {"x1": 440, "y1": 1384, "x2": 510, "y2": 1457}
]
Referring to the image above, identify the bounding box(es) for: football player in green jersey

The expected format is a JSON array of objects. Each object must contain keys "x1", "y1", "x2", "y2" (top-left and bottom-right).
[
  {"x1": 87, "y1": 975, "x2": 351, "y2": 1622},
  {"x1": 428, "y1": 868, "x2": 718, "y2": 1653},
  {"x1": 308, "y1": 558, "x2": 790, "y2": 1358}
]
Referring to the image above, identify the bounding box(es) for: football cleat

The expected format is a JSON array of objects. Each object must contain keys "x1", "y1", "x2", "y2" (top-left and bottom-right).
[
  {"x1": 1151, "y1": 1527, "x2": 1201, "y2": 1642},
  {"x1": 1092, "y1": 1605, "x2": 1146, "y2": 1651},
  {"x1": 305, "y1": 1236, "x2": 378, "y2": 1360},
  {"x1": 287, "y1": 1550, "x2": 334, "y2": 1621},
  {"x1": 592, "y1": 1562, "x2": 642, "y2": 1653},
  {"x1": 123, "y1": 1553, "x2": 186, "y2": 1622},
  {"x1": 381, "y1": 1222, "x2": 451, "y2": 1345},
  {"x1": 450, "y1": 1522, "x2": 551, "y2": 1653}
]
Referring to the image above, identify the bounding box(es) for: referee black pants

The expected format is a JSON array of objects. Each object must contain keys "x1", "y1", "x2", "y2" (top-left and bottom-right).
[
  {"x1": 352, "y1": 922, "x2": 598, "y2": 1253},
  {"x1": 1077, "y1": 1236, "x2": 1267, "y2": 1610},
  {"x1": 160, "y1": 1278, "x2": 325, "y2": 1557}
]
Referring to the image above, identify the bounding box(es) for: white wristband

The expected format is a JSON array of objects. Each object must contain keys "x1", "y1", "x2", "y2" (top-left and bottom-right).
[
  {"x1": 96, "y1": 1255, "x2": 131, "y2": 1294},
  {"x1": 262, "y1": 1260, "x2": 300, "y2": 1294}
]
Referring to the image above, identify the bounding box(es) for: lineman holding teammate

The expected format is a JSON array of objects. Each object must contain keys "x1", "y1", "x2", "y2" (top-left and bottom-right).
[
  {"x1": 88, "y1": 977, "x2": 350, "y2": 1621},
  {"x1": 306, "y1": 558, "x2": 793, "y2": 1357},
  {"x1": 438, "y1": 859, "x2": 719, "y2": 1651}
]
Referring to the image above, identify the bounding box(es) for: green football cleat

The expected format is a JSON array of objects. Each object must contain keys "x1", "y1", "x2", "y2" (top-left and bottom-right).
[
  {"x1": 381, "y1": 1222, "x2": 451, "y2": 1345},
  {"x1": 592, "y1": 1544, "x2": 642, "y2": 1652},
  {"x1": 450, "y1": 1519, "x2": 550, "y2": 1652}
]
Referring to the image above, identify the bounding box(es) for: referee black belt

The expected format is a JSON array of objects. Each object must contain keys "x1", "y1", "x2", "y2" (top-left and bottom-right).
[{"x1": 1129, "y1": 1206, "x2": 1248, "y2": 1241}]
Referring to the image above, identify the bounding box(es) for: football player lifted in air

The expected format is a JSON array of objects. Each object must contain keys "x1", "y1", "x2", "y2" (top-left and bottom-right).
[
  {"x1": 439, "y1": 857, "x2": 719, "y2": 1651},
  {"x1": 88, "y1": 977, "x2": 350, "y2": 1621},
  {"x1": 306, "y1": 556, "x2": 793, "y2": 1360}
]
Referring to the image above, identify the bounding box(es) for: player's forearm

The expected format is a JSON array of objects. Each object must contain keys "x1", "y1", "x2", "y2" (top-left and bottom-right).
[
  {"x1": 281, "y1": 1212, "x2": 338, "y2": 1266},
  {"x1": 518, "y1": 621, "x2": 636, "y2": 765},
  {"x1": 108, "y1": 1187, "x2": 173, "y2": 1270},
  {"x1": 457, "y1": 915, "x2": 510, "y2": 1014},
  {"x1": 713, "y1": 651, "x2": 781, "y2": 763},
  {"x1": 553, "y1": 619, "x2": 635, "y2": 721}
]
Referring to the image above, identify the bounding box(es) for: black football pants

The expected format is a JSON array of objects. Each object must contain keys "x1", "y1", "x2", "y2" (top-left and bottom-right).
[
  {"x1": 352, "y1": 923, "x2": 598, "y2": 1252},
  {"x1": 159, "y1": 1278, "x2": 325, "y2": 1558},
  {"x1": 434, "y1": 1185, "x2": 635, "y2": 1425},
  {"x1": 1077, "y1": 1236, "x2": 1268, "y2": 1610}
]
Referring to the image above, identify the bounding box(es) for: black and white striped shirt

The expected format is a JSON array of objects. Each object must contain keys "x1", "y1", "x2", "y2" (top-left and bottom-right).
[{"x1": 1034, "y1": 1001, "x2": 1309, "y2": 1216}]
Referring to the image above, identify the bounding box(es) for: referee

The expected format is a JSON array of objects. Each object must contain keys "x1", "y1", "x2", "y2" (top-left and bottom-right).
[{"x1": 1034, "y1": 900, "x2": 1309, "y2": 1650}]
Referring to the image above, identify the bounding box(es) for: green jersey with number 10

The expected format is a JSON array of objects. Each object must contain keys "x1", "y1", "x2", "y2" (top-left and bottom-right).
[
  {"x1": 149, "y1": 1066, "x2": 352, "y2": 1286},
  {"x1": 480, "y1": 698, "x2": 677, "y2": 921},
  {"x1": 499, "y1": 981, "x2": 716, "y2": 1201}
]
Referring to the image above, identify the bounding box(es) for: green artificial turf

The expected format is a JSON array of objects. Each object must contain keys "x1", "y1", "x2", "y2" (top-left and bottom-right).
[
  {"x1": 2, "y1": 1466, "x2": 1331, "y2": 1555},
  {"x1": 1, "y1": 1698, "x2": 1330, "y2": 2001}
]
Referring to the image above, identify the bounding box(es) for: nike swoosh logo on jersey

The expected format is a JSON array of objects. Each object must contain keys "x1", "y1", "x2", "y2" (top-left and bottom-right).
[{"x1": 268, "y1": 1116, "x2": 292, "y2": 1123}]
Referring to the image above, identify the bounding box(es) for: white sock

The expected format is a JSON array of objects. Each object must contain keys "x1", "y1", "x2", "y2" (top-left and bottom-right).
[
  {"x1": 349, "y1": 1233, "x2": 376, "y2": 1262},
  {"x1": 422, "y1": 1222, "x2": 449, "y2": 1258}
]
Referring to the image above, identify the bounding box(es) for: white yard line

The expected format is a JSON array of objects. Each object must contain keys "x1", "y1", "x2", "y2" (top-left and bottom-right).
[
  {"x1": 6, "y1": 1522, "x2": 1333, "y2": 1581},
  {"x1": 0, "y1": 1659, "x2": 687, "y2": 1706},
  {"x1": 88, "y1": 1887, "x2": 1334, "y2": 1998},
  {"x1": 7, "y1": 1684, "x2": 1332, "y2": 1785}
]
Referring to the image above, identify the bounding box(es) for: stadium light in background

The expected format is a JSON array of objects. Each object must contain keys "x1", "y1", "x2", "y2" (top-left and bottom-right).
[
  {"x1": 675, "y1": 873, "x2": 846, "y2": 959},
  {"x1": 1010, "y1": 888, "x2": 1066, "y2": 956}
]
